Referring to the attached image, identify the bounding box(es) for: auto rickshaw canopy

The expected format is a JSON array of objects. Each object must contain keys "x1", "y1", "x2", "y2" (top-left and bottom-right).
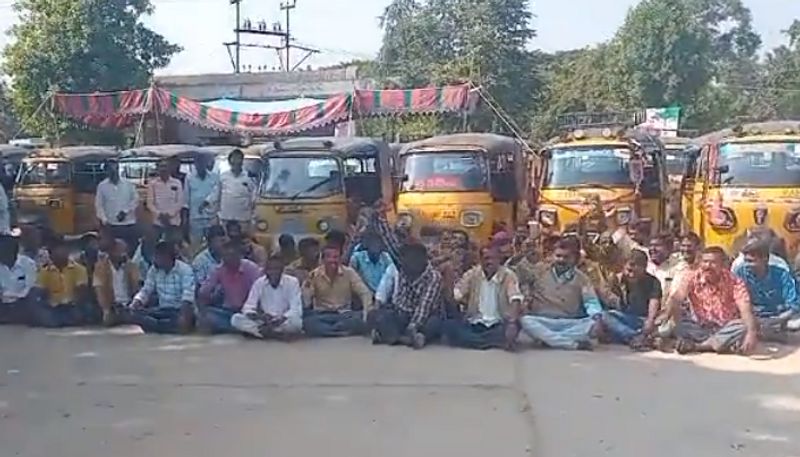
[
  {"x1": 252, "y1": 137, "x2": 390, "y2": 158},
  {"x1": 26, "y1": 145, "x2": 119, "y2": 161},
  {"x1": 400, "y1": 133, "x2": 522, "y2": 156}
]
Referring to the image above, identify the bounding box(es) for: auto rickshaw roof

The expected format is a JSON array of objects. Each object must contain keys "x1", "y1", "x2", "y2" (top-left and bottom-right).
[
  {"x1": 0, "y1": 144, "x2": 36, "y2": 159},
  {"x1": 400, "y1": 133, "x2": 520, "y2": 156},
  {"x1": 27, "y1": 146, "x2": 119, "y2": 160},
  {"x1": 120, "y1": 144, "x2": 206, "y2": 160},
  {"x1": 695, "y1": 121, "x2": 800, "y2": 145},
  {"x1": 203, "y1": 145, "x2": 247, "y2": 157},
  {"x1": 252, "y1": 137, "x2": 389, "y2": 157}
]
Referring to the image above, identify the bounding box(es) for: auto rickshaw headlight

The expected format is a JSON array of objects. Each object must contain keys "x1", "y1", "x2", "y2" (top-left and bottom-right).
[
  {"x1": 538, "y1": 209, "x2": 558, "y2": 228},
  {"x1": 460, "y1": 211, "x2": 484, "y2": 227},
  {"x1": 784, "y1": 211, "x2": 800, "y2": 232},
  {"x1": 709, "y1": 207, "x2": 737, "y2": 230},
  {"x1": 615, "y1": 207, "x2": 632, "y2": 225},
  {"x1": 397, "y1": 213, "x2": 413, "y2": 228},
  {"x1": 317, "y1": 220, "x2": 331, "y2": 233},
  {"x1": 256, "y1": 220, "x2": 269, "y2": 232}
]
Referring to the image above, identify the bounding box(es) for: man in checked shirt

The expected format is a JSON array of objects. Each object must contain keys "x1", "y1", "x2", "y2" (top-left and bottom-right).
[{"x1": 366, "y1": 203, "x2": 443, "y2": 349}]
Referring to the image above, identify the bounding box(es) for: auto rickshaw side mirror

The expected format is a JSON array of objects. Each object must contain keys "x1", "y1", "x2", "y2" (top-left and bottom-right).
[{"x1": 716, "y1": 164, "x2": 730, "y2": 174}]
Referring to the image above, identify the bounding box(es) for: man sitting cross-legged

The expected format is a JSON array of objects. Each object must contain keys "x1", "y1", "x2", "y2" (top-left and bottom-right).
[
  {"x1": 231, "y1": 255, "x2": 303, "y2": 339},
  {"x1": 301, "y1": 245, "x2": 373, "y2": 337},
  {"x1": 442, "y1": 246, "x2": 522, "y2": 351},
  {"x1": 668, "y1": 246, "x2": 759, "y2": 355},
  {"x1": 129, "y1": 241, "x2": 196, "y2": 334}
]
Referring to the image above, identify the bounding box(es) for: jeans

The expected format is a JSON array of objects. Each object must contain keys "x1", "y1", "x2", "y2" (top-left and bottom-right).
[
  {"x1": 367, "y1": 308, "x2": 441, "y2": 346},
  {"x1": 199, "y1": 305, "x2": 238, "y2": 334},
  {"x1": 108, "y1": 224, "x2": 140, "y2": 257},
  {"x1": 602, "y1": 310, "x2": 645, "y2": 344},
  {"x1": 442, "y1": 319, "x2": 507, "y2": 350},
  {"x1": 231, "y1": 312, "x2": 303, "y2": 338},
  {"x1": 30, "y1": 301, "x2": 100, "y2": 328},
  {"x1": 675, "y1": 318, "x2": 747, "y2": 353},
  {"x1": 303, "y1": 309, "x2": 365, "y2": 337},
  {"x1": 131, "y1": 307, "x2": 190, "y2": 334},
  {"x1": 520, "y1": 315, "x2": 596, "y2": 350}
]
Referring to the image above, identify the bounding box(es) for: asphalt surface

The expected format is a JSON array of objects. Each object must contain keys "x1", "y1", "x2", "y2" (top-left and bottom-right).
[{"x1": 0, "y1": 326, "x2": 798, "y2": 457}]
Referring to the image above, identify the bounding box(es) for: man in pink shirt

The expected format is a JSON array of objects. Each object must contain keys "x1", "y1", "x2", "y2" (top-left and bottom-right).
[
  {"x1": 147, "y1": 160, "x2": 185, "y2": 239},
  {"x1": 197, "y1": 240, "x2": 262, "y2": 333}
]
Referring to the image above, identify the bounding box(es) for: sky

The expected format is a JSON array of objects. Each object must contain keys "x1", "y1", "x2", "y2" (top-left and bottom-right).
[{"x1": 0, "y1": 0, "x2": 799, "y2": 76}]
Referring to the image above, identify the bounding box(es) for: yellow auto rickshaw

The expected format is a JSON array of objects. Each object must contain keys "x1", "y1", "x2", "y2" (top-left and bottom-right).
[
  {"x1": 395, "y1": 133, "x2": 529, "y2": 242},
  {"x1": 250, "y1": 137, "x2": 393, "y2": 247},
  {"x1": 682, "y1": 121, "x2": 800, "y2": 257},
  {"x1": 534, "y1": 121, "x2": 669, "y2": 236},
  {"x1": 14, "y1": 146, "x2": 119, "y2": 236}
]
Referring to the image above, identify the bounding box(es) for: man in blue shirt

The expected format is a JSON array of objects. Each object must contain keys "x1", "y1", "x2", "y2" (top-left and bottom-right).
[
  {"x1": 185, "y1": 153, "x2": 219, "y2": 250},
  {"x1": 732, "y1": 239, "x2": 800, "y2": 341},
  {"x1": 349, "y1": 231, "x2": 393, "y2": 294}
]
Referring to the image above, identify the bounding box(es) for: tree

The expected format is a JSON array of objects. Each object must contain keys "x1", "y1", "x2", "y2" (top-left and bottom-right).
[
  {"x1": 3, "y1": 0, "x2": 181, "y2": 140},
  {"x1": 0, "y1": 81, "x2": 19, "y2": 142}
]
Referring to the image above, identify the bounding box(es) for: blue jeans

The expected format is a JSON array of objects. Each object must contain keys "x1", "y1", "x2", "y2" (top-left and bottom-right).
[
  {"x1": 200, "y1": 306, "x2": 237, "y2": 334},
  {"x1": 131, "y1": 308, "x2": 187, "y2": 334},
  {"x1": 303, "y1": 309, "x2": 365, "y2": 337},
  {"x1": 602, "y1": 310, "x2": 645, "y2": 344},
  {"x1": 442, "y1": 319, "x2": 507, "y2": 350},
  {"x1": 520, "y1": 315, "x2": 596, "y2": 350},
  {"x1": 30, "y1": 298, "x2": 100, "y2": 328}
]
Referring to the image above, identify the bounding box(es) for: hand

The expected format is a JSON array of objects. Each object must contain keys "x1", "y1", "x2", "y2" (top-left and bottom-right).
[
  {"x1": 269, "y1": 315, "x2": 287, "y2": 326},
  {"x1": 116, "y1": 211, "x2": 127, "y2": 222},
  {"x1": 405, "y1": 323, "x2": 418, "y2": 335},
  {"x1": 129, "y1": 299, "x2": 144, "y2": 310},
  {"x1": 158, "y1": 213, "x2": 171, "y2": 225},
  {"x1": 504, "y1": 322, "x2": 520, "y2": 352},
  {"x1": 643, "y1": 319, "x2": 656, "y2": 336},
  {"x1": 199, "y1": 201, "x2": 210, "y2": 213},
  {"x1": 741, "y1": 330, "x2": 758, "y2": 354}
]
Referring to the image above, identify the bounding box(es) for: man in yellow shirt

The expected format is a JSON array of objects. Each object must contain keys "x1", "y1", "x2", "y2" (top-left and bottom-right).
[{"x1": 31, "y1": 237, "x2": 93, "y2": 327}]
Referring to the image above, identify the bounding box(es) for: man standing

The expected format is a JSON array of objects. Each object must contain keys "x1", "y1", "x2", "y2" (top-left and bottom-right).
[
  {"x1": 349, "y1": 231, "x2": 393, "y2": 293},
  {"x1": 520, "y1": 237, "x2": 603, "y2": 350},
  {"x1": 668, "y1": 247, "x2": 759, "y2": 355},
  {"x1": 197, "y1": 241, "x2": 261, "y2": 333},
  {"x1": 302, "y1": 245, "x2": 373, "y2": 337},
  {"x1": 732, "y1": 239, "x2": 800, "y2": 340},
  {"x1": 442, "y1": 247, "x2": 522, "y2": 351},
  {"x1": 93, "y1": 239, "x2": 140, "y2": 326},
  {"x1": 231, "y1": 255, "x2": 303, "y2": 339},
  {"x1": 185, "y1": 153, "x2": 220, "y2": 249},
  {"x1": 208, "y1": 149, "x2": 256, "y2": 231},
  {"x1": 147, "y1": 160, "x2": 184, "y2": 238},
  {"x1": 32, "y1": 238, "x2": 93, "y2": 327},
  {"x1": 0, "y1": 235, "x2": 40, "y2": 324},
  {"x1": 603, "y1": 250, "x2": 662, "y2": 348},
  {"x1": 367, "y1": 204, "x2": 443, "y2": 349},
  {"x1": 95, "y1": 160, "x2": 139, "y2": 253},
  {"x1": 129, "y1": 241, "x2": 196, "y2": 334}
]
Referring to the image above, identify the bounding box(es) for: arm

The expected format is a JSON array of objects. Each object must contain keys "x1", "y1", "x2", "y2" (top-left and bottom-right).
[
  {"x1": 205, "y1": 174, "x2": 222, "y2": 208},
  {"x1": 580, "y1": 275, "x2": 603, "y2": 317},
  {"x1": 503, "y1": 270, "x2": 524, "y2": 321},
  {"x1": 73, "y1": 266, "x2": 90, "y2": 305},
  {"x1": 367, "y1": 208, "x2": 402, "y2": 264},
  {"x1": 453, "y1": 268, "x2": 472, "y2": 304},
  {"x1": 126, "y1": 183, "x2": 140, "y2": 215},
  {"x1": 146, "y1": 182, "x2": 156, "y2": 216},
  {"x1": 666, "y1": 272, "x2": 690, "y2": 321},
  {"x1": 733, "y1": 277, "x2": 759, "y2": 353},
  {"x1": 375, "y1": 264, "x2": 396, "y2": 305},
  {"x1": 172, "y1": 182, "x2": 186, "y2": 220},
  {"x1": 409, "y1": 271, "x2": 442, "y2": 328},
  {"x1": 132, "y1": 267, "x2": 156, "y2": 306},
  {"x1": 779, "y1": 269, "x2": 800, "y2": 312},
  {"x1": 349, "y1": 269, "x2": 373, "y2": 315},
  {"x1": 241, "y1": 277, "x2": 263, "y2": 315},
  {"x1": 644, "y1": 278, "x2": 663, "y2": 334},
  {"x1": 180, "y1": 265, "x2": 196, "y2": 305},
  {"x1": 301, "y1": 273, "x2": 315, "y2": 309},
  {"x1": 197, "y1": 267, "x2": 221, "y2": 305},
  {"x1": 285, "y1": 278, "x2": 303, "y2": 322},
  {"x1": 94, "y1": 184, "x2": 108, "y2": 224}
]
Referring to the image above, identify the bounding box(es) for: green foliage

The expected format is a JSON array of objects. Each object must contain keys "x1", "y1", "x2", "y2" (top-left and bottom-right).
[
  {"x1": 0, "y1": 81, "x2": 19, "y2": 141},
  {"x1": 3, "y1": 0, "x2": 180, "y2": 141}
]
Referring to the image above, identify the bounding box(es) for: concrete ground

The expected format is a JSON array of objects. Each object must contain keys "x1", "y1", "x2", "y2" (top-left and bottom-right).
[{"x1": 0, "y1": 326, "x2": 798, "y2": 457}]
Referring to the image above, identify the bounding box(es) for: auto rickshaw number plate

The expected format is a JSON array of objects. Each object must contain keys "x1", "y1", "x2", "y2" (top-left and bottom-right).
[{"x1": 280, "y1": 218, "x2": 305, "y2": 234}]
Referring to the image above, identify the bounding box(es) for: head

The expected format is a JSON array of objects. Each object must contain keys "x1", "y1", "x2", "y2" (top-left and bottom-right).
[
  {"x1": 624, "y1": 249, "x2": 649, "y2": 281},
  {"x1": 362, "y1": 231, "x2": 383, "y2": 258},
  {"x1": 648, "y1": 233, "x2": 673, "y2": 265},
  {"x1": 228, "y1": 149, "x2": 244, "y2": 173},
  {"x1": 400, "y1": 242, "x2": 428, "y2": 278},
  {"x1": 50, "y1": 236, "x2": 69, "y2": 267},
  {"x1": 278, "y1": 234, "x2": 296, "y2": 254},
  {"x1": 98, "y1": 226, "x2": 115, "y2": 253},
  {"x1": 679, "y1": 232, "x2": 702, "y2": 263},
  {"x1": 225, "y1": 220, "x2": 244, "y2": 242},
  {"x1": 194, "y1": 153, "x2": 211, "y2": 177},
  {"x1": 298, "y1": 237, "x2": 321, "y2": 264},
  {"x1": 450, "y1": 230, "x2": 469, "y2": 250},
  {"x1": 552, "y1": 236, "x2": 580, "y2": 275},
  {"x1": 105, "y1": 160, "x2": 119, "y2": 181},
  {"x1": 206, "y1": 225, "x2": 227, "y2": 257},
  {"x1": 322, "y1": 245, "x2": 342, "y2": 271},
  {"x1": 264, "y1": 255, "x2": 285, "y2": 287},
  {"x1": 491, "y1": 232, "x2": 514, "y2": 262},
  {"x1": 109, "y1": 239, "x2": 129, "y2": 264},
  {"x1": 82, "y1": 233, "x2": 100, "y2": 257},
  {"x1": 20, "y1": 223, "x2": 42, "y2": 250},
  {"x1": 154, "y1": 241, "x2": 177, "y2": 271},
  {"x1": 699, "y1": 246, "x2": 728, "y2": 280},
  {"x1": 741, "y1": 238, "x2": 770, "y2": 274},
  {"x1": 168, "y1": 156, "x2": 181, "y2": 176},
  {"x1": 221, "y1": 240, "x2": 244, "y2": 269},
  {"x1": 0, "y1": 235, "x2": 19, "y2": 266},
  {"x1": 480, "y1": 246, "x2": 501, "y2": 278},
  {"x1": 630, "y1": 221, "x2": 651, "y2": 245},
  {"x1": 157, "y1": 159, "x2": 171, "y2": 180},
  {"x1": 324, "y1": 229, "x2": 347, "y2": 255}
]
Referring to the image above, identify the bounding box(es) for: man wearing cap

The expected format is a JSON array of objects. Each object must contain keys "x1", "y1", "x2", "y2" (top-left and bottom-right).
[{"x1": 95, "y1": 160, "x2": 139, "y2": 254}]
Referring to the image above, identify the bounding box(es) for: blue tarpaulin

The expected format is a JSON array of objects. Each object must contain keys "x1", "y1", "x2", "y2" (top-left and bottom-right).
[{"x1": 201, "y1": 97, "x2": 325, "y2": 115}]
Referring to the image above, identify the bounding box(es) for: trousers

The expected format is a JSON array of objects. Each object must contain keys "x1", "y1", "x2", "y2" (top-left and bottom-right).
[
  {"x1": 131, "y1": 307, "x2": 190, "y2": 334},
  {"x1": 442, "y1": 319, "x2": 507, "y2": 350},
  {"x1": 520, "y1": 315, "x2": 596, "y2": 350},
  {"x1": 30, "y1": 301, "x2": 101, "y2": 328},
  {"x1": 303, "y1": 309, "x2": 365, "y2": 337},
  {"x1": 231, "y1": 312, "x2": 303, "y2": 338},
  {"x1": 602, "y1": 310, "x2": 645, "y2": 344},
  {"x1": 199, "y1": 305, "x2": 238, "y2": 334},
  {"x1": 367, "y1": 308, "x2": 441, "y2": 346},
  {"x1": 675, "y1": 318, "x2": 747, "y2": 353}
]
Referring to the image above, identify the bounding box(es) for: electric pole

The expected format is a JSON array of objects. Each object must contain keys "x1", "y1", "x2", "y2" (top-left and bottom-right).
[{"x1": 281, "y1": 0, "x2": 296, "y2": 72}]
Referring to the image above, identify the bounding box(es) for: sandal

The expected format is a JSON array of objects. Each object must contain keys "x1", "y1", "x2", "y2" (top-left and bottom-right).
[{"x1": 675, "y1": 338, "x2": 697, "y2": 355}]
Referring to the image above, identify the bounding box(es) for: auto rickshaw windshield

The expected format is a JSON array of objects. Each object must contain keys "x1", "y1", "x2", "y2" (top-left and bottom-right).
[
  {"x1": 717, "y1": 141, "x2": 800, "y2": 187},
  {"x1": 400, "y1": 150, "x2": 488, "y2": 192},
  {"x1": 544, "y1": 146, "x2": 659, "y2": 192},
  {"x1": 18, "y1": 161, "x2": 70, "y2": 185},
  {"x1": 262, "y1": 155, "x2": 343, "y2": 199}
]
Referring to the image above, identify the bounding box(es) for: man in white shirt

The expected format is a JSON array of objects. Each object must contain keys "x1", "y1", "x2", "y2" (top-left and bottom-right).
[
  {"x1": 95, "y1": 161, "x2": 139, "y2": 255},
  {"x1": 0, "y1": 235, "x2": 40, "y2": 324},
  {"x1": 207, "y1": 149, "x2": 256, "y2": 231},
  {"x1": 184, "y1": 153, "x2": 219, "y2": 249},
  {"x1": 231, "y1": 255, "x2": 303, "y2": 339},
  {"x1": 147, "y1": 160, "x2": 185, "y2": 238},
  {"x1": 647, "y1": 233, "x2": 680, "y2": 296}
]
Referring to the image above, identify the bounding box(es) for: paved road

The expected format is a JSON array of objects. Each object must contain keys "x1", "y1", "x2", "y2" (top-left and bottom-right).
[{"x1": 0, "y1": 326, "x2": 798, "y2": 457}]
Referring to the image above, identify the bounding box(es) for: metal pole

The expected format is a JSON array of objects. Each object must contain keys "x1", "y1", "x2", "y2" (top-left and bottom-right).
[{"x1": 235, "y1": 0, "x2": 241, "y2": 73}]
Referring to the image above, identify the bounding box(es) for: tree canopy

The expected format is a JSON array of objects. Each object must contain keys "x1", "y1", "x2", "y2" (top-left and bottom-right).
[{"x1": 3, "y1": 0, "x2": 180, "y2": 140}]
